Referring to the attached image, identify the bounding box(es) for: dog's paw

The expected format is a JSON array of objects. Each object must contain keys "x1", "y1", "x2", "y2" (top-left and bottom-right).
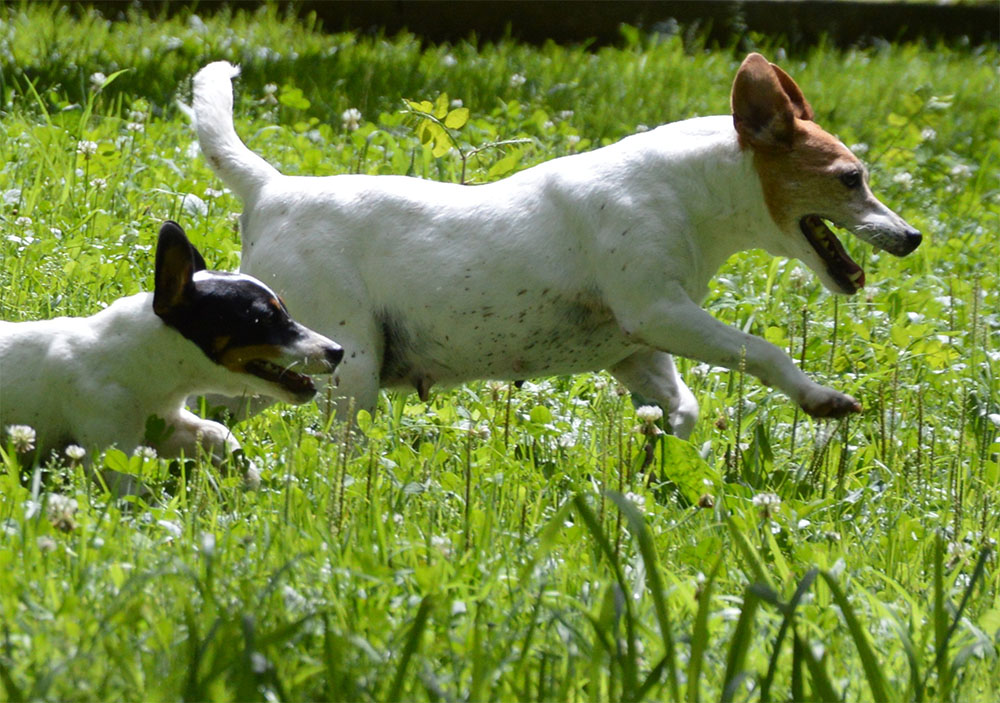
[{"x1": 799, "y1": 385, "x2": 861, "y2": 418}]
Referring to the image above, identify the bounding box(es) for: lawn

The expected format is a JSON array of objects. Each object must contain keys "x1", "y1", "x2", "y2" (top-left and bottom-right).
[{"x1": 0, "y1": 4, "x2": 998, "y2": 701}]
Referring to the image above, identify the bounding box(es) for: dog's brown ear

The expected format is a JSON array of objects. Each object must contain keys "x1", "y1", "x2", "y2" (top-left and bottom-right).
[
  {"x1": 153, "y1": 220, "x2": 199, "y2": 317},
  {"x1": 731, "y1": 53, "x2": 812, "y2": 149},
  {"x1": 770, "y1": 62, "x2": 814, "y2": 121}
]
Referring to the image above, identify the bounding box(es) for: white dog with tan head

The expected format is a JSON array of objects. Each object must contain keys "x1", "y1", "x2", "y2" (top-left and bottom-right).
[{"x1": 191, "y1": 53, "x2": 920, "y2": 437}]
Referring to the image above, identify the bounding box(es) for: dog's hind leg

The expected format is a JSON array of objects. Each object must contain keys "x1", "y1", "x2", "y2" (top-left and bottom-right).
[{"x1": 611, "y1": 349, "x2": 699, "y2": 439}]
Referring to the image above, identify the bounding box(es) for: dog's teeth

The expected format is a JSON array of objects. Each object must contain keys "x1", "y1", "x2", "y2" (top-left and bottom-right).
[{"x1": 849, "y1": 270, "x2": 864, "y2": 282}]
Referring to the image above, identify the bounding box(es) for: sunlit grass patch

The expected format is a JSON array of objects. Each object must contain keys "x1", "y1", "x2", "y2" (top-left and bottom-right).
[{"x1": 1, "y1": 3, "x2": 998, "y2": 701}]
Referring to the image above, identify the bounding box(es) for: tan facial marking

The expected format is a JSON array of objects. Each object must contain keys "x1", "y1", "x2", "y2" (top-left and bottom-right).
[
  {"x1": 752, "y1": 121, "x2": 861, "y2": 228},
  {"x1": 219, "y1": 344, "x2": 283, "y2": 373}
]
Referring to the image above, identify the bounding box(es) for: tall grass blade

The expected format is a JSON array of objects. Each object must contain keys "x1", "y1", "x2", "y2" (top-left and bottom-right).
[
  {"x1": 925, "y1": 541, "x2": 992, "y2": 695},
  {"x1": 796, "y1": 630, "x2": 841, "y2": 702},
  {"x1": 606, "y1": 490, "x2": 679, "y2": 700},
  {"x1": 386, "y1": 595, "x2": 433, "y2": 702},
  {"x1": 516, "y1": 497, "x2": 575, "y2": 585},
  {"x1": 686, "y1": 555, "x2": 722, "y2": 703},
  {"x1": 0, "y1": 656, "x2": 24, "y2": 703},
  {"x1": 720, "y1": 585, "x2": 762, "y2": 703},
  {"x1": 818, "y1": 570, "x2": 894, "y2": 703},
  {"x1": 791, "y1": 630, "x2": 806, "y2": 702},
  {"x1": 572, "y1": 493, "x2": 638, "y2": 698},
  {"x1": 932, "y1": 533, "x2": 952, "y2": 700},
  {"x1": 724, "y1": 511, "x2": 776, "y2": 591},
  {"x1": 759, "y1": 569, "x2": 817, "y2": 703}
]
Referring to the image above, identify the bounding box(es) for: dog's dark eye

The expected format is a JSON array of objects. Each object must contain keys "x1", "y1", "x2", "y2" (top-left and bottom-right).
[{"x1": 840, "y1": 170, "x2": 862, "y2": 189}]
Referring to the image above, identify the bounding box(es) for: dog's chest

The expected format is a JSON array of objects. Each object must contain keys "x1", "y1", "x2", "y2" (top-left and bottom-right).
[{"x1": 378, "y1": 287, "x2": 635, "y2": 385}]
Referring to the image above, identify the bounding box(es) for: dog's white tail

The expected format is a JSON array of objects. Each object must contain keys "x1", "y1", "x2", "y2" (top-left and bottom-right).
[{"x1": 192, "y1": 61, "x2": 279, "y2": 200}]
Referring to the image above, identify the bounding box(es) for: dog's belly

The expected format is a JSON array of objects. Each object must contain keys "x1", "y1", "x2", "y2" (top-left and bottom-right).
[{"x1": 377, "y1": 292, "x2": 637, "y2": 389}]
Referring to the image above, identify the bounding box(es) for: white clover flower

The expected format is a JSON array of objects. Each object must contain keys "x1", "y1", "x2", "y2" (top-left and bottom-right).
[
  {"x1": 128, "y1": 109, "x2": 146, "y2": 123},
  {"x1": 126, "y1": 122, "x2": 145, "y2": 133},
  {"x1": 6, "y1": 424, "x2": 35, "y2": 453},
  {"x1": 921, "y1": 127, "x2": 937, "y2": 142},
  {"x1": 450, "y1": 98, "x2": 463, "y2": 108},
  {"x1": 204, "y1": 187, "x2": 225, "y2": 199},
  {"x1": 850, "y1": 142, "x2": 869, "y2": 155},
  {"x1": 14, "y1": 216, "x2": 32, "y2": 228},
  {"x1": 950, "y1": 163, "x2": 973, "y2": 179},
  {"x1": 90, "y1": 72, "x2": 107, "y2": 90},
  {"x1": 250, "y1": 652, "x2": 269, "y2": 674},
  {"x1": 635, "y1": 405, "x2": 663, "y2": 424},
  {"x1": 65, "y1": 444, "x2": 86, "y2": 461},
  {"x1": 892, "y1": 172, "x2": 914, "y2": 190},
  {"x1": 752, "y1": 492, "x2": 781, "y2": 518},
  {"x1": 635, "y1": 124, "x2": 650, "y2": 133},
  {"x1": 341, "y1": 107, "x2": 362, "y2": 132},
  {"x1": 157, "y1": 519, "x2": 182, "y2": 538},
  {"x1": 624, "y1": 490, "x2": 646, "y2": 510},
  {"x1": 46, "y1": 494, "x2": 78, "y2": 532},
  {"x1": 442, "y1": 54, "x2": 458, "y2": 68},
  {"x1": 509, "y1": 73, "x2": 526, "y2": 88},
  {"x1": 37, "y1": 535, "x2": 57, "y2": 552},
  {"x1": 566, "y1": 134, "x2": 581, "y2": 146},
  {"x1": 46, "y1": 494, "x2": 77, "y2": 518},
  {"x1": 199, "y1": 531, "x2": 216, "y2": 557},
  {"x1": 90, "y1": 177, "x2": 107, "y2": 191},
  {"x1": 133, "y1": 446, "x2": 157, "y2": 460},
  {"x1": 262, "y1": 83, "x2": 278, "y2": 105},
  {"x1": 77, "y1": 140, "x2": 98, "y2": 156},
  {"x1": 282, "y1": 584, "x2": 308, "y2": 612}
]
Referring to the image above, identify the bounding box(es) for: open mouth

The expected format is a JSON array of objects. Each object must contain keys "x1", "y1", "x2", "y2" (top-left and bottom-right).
[
  {"x1": 245, "y1": 359, "x2": 317, "y2": 400},
  {"x1": 799, "y1": 215, "x2": 866, "y2": 294}
]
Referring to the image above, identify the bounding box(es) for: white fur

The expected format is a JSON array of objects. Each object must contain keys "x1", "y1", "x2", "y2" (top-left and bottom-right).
[{"x1": 192, "y1": 59, "x2": 919, "y2": 436}]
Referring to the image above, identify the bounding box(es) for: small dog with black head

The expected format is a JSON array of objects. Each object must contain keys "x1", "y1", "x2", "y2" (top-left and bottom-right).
[{"x1": 0, "y1": 221, "x2": 343, "y2": 491}]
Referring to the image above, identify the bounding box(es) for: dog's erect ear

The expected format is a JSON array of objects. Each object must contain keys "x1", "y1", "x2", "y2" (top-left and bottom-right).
[
  {"x1": 731, "y1": 53, "x2": 813, "y2": 149},
  {"x1": 153, "y1": 220, "x2": 201, "y2": 317},
  {"x1": 769, "y1": 63, "x2": 813, "y2": 122}
]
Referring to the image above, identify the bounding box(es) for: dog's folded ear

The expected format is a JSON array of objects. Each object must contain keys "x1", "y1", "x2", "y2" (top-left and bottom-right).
[
  {"x1": 153, "y1": 220, "x2": 204, "y2": 317},
  {"x1": 731, "y1": 53, "x2": 814, "y2": 150}
]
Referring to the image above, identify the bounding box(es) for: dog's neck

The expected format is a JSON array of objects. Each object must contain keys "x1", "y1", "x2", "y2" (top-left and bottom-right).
[
  {"x1": 640, "y1": 116, "x2": 784, "y2": 298},
  {"x1": 82, "y1": 293, "x2": 236, "y2": 411}
]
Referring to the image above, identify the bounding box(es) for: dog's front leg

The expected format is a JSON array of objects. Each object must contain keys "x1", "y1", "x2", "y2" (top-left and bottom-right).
[
  {"x1": 625, "y1": 296, "x2": 860, "y2": 418},
  {"x1": 159, "y1": 410, "x2": 260, "y2": 487}
]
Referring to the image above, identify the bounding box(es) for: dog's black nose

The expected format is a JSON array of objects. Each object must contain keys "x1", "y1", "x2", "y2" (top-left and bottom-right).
[
  {"x1": 327, "y1": 346, "x2": 345, "y2": 367},
  {"x1": 903, "y1": 227, "x2": 922, "y2": 254}
]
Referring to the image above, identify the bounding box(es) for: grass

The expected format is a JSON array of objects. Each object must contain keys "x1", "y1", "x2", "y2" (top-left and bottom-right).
[{"x1": 1, "y1": 3, "x2": 998, "y2": 701}]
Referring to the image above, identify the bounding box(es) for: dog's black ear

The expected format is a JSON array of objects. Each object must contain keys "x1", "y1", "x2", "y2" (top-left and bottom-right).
[
  {"x1": 731, "y1": 53, "x2": 811, "y2": 149},
  {"x1": 153, "y1": 221, "x2": 198, "y2": 317}
]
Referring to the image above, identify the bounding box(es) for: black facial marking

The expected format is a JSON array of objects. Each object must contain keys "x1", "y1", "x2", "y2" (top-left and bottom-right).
[{"x1": 159, "y1": 273, "x2": 308, "y2": 363}]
